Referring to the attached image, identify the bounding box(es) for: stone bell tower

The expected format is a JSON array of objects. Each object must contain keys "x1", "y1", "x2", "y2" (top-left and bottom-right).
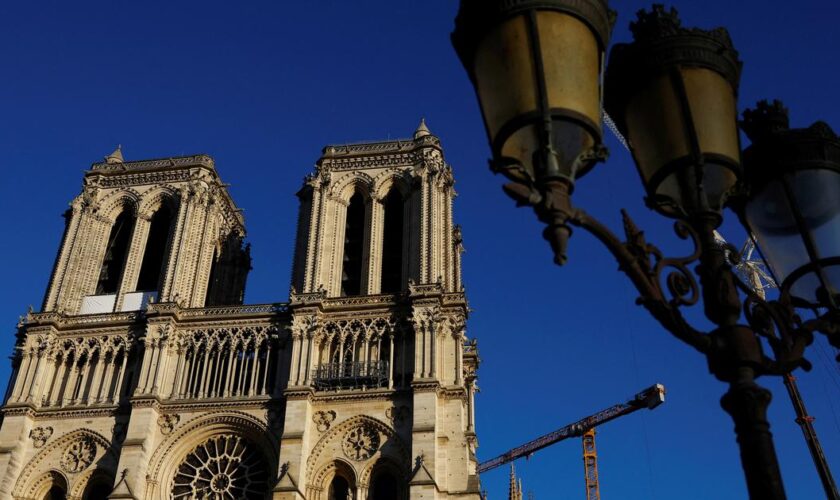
[
  {"x1": 278, "y1": 120, "x2": 481, "y2": 499},
  {"x1": 0, "y1": 123, "x2": 479, "y2": 500},
  {"x1": 0, "y1": 150, "x2": 254, "y2": 500},
  {"x1": 42, "y1": 148, "x2": 250, "y2": 316}
]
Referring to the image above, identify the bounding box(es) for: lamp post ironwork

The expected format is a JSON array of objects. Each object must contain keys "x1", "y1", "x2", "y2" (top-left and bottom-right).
[{"x1": 452, "y1": 2, "x2": 840, "y2": 499}]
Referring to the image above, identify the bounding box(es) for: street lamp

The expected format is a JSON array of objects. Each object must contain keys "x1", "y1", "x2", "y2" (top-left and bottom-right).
[
  {"x1": 604, "y1": 4, "x2": 742, "y2": 220},
  {"x1": 738, "y1": 100, "x2": 840, "y2": 310},
  {"x1": 452, "y1": 0, "x2": 612, "y2": 264},
  {"x1": 452, "y1": 2, "x2": 840, "y2": 500}
]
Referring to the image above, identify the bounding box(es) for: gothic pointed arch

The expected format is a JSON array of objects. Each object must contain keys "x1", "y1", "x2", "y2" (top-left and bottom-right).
[
  {"x1": 95, "y1": 201, "x2": 137, "y2": 295},
  {"x1": 146, "y1": 411, "x2": 278, "y2": 500},
  {"x1": 136, "y1": 185, "x2": 180, "y2": 220},
  {"x1": 305, "y1": 415, "x2": 409, "y2": 493},
  {"x1": 310, "y1": 459, "x2": 357, "y2": 500},
  {"x1": 360, "y1": 457, "x2": 407, "y2": 500},
  {"x1": 25, "y1": 470, "x2": 68, "y2": 500},
  {"x1": 330, "y1": 172, "x2": 375, "y2": 203},
  {"x1": 372, "y1": 169, "x2": 412, "y2": 201},
  {"x1": 12, "y1": 429, "x2": 115, "y2": 499},
  {"x1": 97, "y1": 190, "x2": 141, "y2": 222}
]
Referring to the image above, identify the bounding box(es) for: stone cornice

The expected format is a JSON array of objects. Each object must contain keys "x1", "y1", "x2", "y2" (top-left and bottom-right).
[
  {"x1": 410, "y1": 380, "x2": 441, "y2": 393},
  {"x1": 320, "y1": 135, "x2": 441, "y2": 158},
  {"x1": 89, "y1": 154, "x2": 215, "y2": 173},
  {"x1": 158, "y1": 396, "x2": 276, "y2": 413},
  {"x1": 23, "y1": 303, "x2": 290, "y2": 335},
  {"x1": 438, "y1": 386, "x2": 468, "y2": 400},
  {"x1": 83, "y1": 153, "x2": 246, "y2": 231},
  {"x1": 310, "y1": 387, "x2": 408, "y2": 403},
  {"x1": 317, "y1": 135, "x2": 443, "y2": 173},
  {"x1": 1, "y1": 403, "x2": 122, "y2": 420},
  {"x1": 288, "y1": 290, "x2": 468, "y2": 316}
]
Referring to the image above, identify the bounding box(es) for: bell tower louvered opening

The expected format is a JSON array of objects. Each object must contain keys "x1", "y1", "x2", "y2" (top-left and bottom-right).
[
  {"x1": 381, "y1": 188, "x2": 405, "y2": 293},
  {"x1": 136, "y1": 205, "x2": 174, "y2": 292},
  {"x1": 96, "y1": 210, "x2": 135, "y2": 295},
  {"x1": 341, "y1": 191, "x2": 366, "y2": 296}
]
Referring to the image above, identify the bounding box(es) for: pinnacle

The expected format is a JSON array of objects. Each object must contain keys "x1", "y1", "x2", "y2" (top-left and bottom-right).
[
  {"x1": 105, "y1": 144, "x2": 124, "y2": 164},
  {"x1": 414, "y1": 118, "x2": 431, "y2": 139}
]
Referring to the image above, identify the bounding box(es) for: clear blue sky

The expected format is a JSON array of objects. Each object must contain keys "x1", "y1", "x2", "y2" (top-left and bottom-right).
[{"x1": 1, "y1": 1, "x2": 839, "y2": 499}]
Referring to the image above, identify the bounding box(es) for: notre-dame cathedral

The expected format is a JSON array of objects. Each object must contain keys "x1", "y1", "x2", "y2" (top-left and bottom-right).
[{"x1": 0, "y1": 121, "x2": 481, "y2": 500}]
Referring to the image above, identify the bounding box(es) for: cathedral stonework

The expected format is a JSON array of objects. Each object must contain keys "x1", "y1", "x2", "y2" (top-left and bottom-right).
[{"x1": 0, "y1": 122, "x2": 481, "y2": 499}]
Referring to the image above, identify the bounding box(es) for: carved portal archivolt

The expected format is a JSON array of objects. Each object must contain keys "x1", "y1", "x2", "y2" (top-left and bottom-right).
[
  {"x1": 146, "y1": 411, "x2": 278, "y2": 500},
  {"x1": 12, "y1": 429, "x2": 115, "y2": 499},
  {"x1": 305, "y1": 415, "x2": 409, "y2": 499}
]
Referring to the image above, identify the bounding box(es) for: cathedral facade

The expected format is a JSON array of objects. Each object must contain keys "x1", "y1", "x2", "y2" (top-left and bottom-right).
[{"x1": 0, "y1": 122, "x2": 481, "y2": 500}]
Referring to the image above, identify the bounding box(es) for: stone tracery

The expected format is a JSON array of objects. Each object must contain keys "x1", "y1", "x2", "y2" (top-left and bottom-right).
[
  {"x1": 60, "y1": 436, "x2": 97, "y2": 473},
  {"x1": 342, "y1": 424, "x2": 381, "y2": 461},
  {"x1": 171, "y1": 434, "x2": 268, "y2": 500},
  {"x1": 169, "y1": 326, "x2": 279, "y2": 400}
]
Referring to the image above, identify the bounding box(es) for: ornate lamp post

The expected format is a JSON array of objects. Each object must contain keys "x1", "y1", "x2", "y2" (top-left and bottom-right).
[
  {"x1": 452, "y1": 2, "x2": 840, "y2": 499},
  {"x1": 738, "y1": 100, "x2": 840, "y2": 311}
]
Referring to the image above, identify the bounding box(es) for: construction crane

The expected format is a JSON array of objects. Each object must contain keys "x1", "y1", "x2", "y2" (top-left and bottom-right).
[
  {"x1": 477, "y1": 383, "x2": 665, "y2": 475},
  {"x1": 582, "y1": 428, "x2": 599, "y2": 500}
]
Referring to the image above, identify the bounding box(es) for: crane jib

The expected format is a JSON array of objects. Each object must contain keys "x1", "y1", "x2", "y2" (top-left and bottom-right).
[{"x1": 476, "y1": 384, "x2": 665, "y2": 474}]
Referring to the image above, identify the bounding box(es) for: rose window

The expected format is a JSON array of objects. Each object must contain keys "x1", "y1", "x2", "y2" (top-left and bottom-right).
[
  {"x1": 342, "y1": 425, "x2": 380, "y2": 461},
  {"x1": 60, "y1": 437, "x2": 96, "y2": 473},
  {"x1": 171, "y1": 434, "x2": 268, "y2": 499}
]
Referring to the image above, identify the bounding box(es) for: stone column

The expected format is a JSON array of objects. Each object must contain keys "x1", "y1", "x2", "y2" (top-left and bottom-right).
[
  {"x1": 161, "y1": 189, "x2": 191, "y2": 301},
  {"x1": 48, "y1": 356, "x2": 68, "y2": 406},
  {"x1": 289, "y1": 333, "x2": 301, "y2": 387},
  {"x1": 96, "y1": 354, "x2": 114, "y2": 403},
  {"x1": 25, "y1": 349, "x2": 46, "y2": 404},
  {"x1": 366, "y1": 197, "x2": 384, "y2": 294},
  {"x1": 9, "y1": 350, "x2": 32, "y2": 403},
  {"x1": 388, "y1": 333, "x2": 395, "y2": 389},
  {"x1": 63, "y1": 361, "x2": 80, "y2": 405},
  {"x1": 43, "y1": 201, "x2": 83, "y2": 312}
]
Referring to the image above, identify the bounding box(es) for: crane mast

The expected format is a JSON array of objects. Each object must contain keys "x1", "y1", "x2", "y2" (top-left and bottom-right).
[
  {"x1": 582, "y1": 428, "x2": 599, "y2": 500},
  {"x1": 477, "y1": 384, "x2": 665, "y2": 474}
]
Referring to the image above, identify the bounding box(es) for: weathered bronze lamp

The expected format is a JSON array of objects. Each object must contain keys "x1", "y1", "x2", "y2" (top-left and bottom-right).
[
  {"x1": 738, "y1": 100, "x2": 840, "y2": 310},
  {"x1": 604, "y1": 5, "x2": 742, "y2": 219}
]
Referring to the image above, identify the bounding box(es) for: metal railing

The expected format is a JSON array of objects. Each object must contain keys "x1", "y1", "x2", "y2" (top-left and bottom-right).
[{"x1": 312, "y1": 360, "x2": 389, "y2": 390}]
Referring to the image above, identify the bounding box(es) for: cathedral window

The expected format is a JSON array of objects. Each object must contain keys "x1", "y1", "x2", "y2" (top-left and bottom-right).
[
  {"x1": 96, "y1": 210, "x2": 135, "y2": 295},
  {"x1": 171, "y1": 434, "x2": 268, "y2": 499},
  {"x1": 341, "y1": 192, "x2": 365, "y2": 296},
  {"x1": 380, "y1": 188, "x2": 405, "y2": 293},
  {"x1": 136, "y1": 205, "x2": 173, "y2": 292}
]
